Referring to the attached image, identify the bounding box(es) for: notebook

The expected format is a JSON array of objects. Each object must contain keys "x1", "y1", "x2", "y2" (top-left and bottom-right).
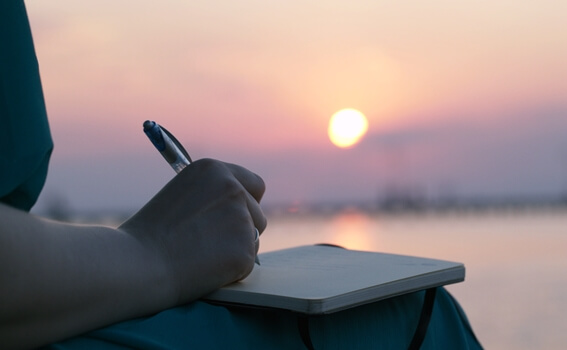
[{"x1": 204, "y1": 245, "x2": 465, "y2": 314}]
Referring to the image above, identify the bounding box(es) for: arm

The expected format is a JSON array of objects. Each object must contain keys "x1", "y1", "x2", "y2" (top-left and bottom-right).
[{"x1": 0, "y1": 159, "x2": 266, "y2": 350}]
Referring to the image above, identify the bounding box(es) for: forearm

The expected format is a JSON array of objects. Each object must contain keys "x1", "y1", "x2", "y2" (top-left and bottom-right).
[{"x1": 0, "y1": 204, "x2": 174, "y2": 349}]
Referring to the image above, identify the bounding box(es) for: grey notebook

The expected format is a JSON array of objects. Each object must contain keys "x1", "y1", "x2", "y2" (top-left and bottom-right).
[{"x1": 204, "y1": 245, "x2": 465, "y2": 314}]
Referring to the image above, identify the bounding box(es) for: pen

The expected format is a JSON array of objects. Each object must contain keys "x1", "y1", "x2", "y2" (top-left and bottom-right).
[
  {"x1": 143, "y1": 120, "x2": 191, "y2": 173},
  {"x1": 142, "y1": 120, "x2": 260, "y2": 265}
]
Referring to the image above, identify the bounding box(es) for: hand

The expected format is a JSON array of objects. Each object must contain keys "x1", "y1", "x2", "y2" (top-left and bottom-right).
[
  {"x1": 0, "y1": 159, "x2": 265, "y2": 347},
  {"x1": 119, "y1": 159, "x2": 266, "y2": 304}
]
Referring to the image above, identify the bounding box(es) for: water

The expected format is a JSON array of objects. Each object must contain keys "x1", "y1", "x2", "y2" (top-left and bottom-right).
[{"x1": 260, "y1": 208, "x2": 567, "y2": 350}]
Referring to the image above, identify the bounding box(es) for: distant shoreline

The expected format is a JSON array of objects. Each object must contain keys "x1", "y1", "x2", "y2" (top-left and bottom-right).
[{"x1": 35, "y1": 195, "x2": 567, "y2": 224}]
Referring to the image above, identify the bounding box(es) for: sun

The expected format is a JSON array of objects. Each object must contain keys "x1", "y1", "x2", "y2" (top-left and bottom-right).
[{"x1": 328, "y1": 108, "x2": 369, "y2": 148}]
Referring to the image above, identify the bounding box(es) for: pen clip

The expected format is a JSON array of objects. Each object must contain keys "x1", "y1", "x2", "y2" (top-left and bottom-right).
[{"x1": 160, "y1": 125, "x2": 193, "y2": 163}]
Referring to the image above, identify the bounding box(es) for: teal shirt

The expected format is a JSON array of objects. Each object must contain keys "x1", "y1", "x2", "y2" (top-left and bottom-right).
[
  {"x1": 44, "y1": 289, "x2": 482, "y2": 349},
  {"x1": 0, "y1": 0, "x2": 53, "y2": 211},
  {"x1": 3, "y1": 1, "x2": 482, "y2": 349}
]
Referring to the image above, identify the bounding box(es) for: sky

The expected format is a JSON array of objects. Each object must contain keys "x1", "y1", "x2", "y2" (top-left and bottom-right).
[{"x1": 26, "y1": 0, "x2": 567, "y2": 214}]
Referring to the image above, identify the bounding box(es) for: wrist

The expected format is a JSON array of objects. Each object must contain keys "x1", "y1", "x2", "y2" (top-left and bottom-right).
[{"x1": 115, "y1": 222, "x2": 179, "y2": 310}]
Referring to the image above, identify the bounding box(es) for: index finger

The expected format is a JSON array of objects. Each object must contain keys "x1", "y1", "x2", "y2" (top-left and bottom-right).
[{"x1": 223, "y1": 162, "x2": 266, "y2": 203}]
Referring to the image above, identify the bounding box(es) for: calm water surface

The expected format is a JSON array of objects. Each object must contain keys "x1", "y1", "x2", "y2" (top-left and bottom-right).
[{"x1": 261, "y1": 209, "x2": 567, "y2": 350}]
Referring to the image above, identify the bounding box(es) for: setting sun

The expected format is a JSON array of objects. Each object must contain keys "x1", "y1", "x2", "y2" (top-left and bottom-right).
[{"x1": 328, "y1": 109, "x2": 369, "y2": 148}]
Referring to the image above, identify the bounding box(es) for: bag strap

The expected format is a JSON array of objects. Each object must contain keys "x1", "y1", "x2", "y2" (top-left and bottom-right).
[
  {"x1": 407, "y1": 287, "x2": 437, "y2": 350},
  {"x1": 297, "y1": 288, "x2": 438, "y2": 350}
]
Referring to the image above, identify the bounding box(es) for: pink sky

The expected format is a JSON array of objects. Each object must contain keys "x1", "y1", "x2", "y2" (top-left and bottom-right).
[{"x1": 26, "y1": 0, "x2": 567, "y2": 213}]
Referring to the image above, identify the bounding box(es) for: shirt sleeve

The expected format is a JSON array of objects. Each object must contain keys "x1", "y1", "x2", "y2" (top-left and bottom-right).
[{"x1": 0, "y1": 0, "x2": 53, "y2": 211}]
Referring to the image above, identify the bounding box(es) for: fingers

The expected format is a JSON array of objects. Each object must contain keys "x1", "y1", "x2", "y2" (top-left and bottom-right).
[
  {"x1": 222, "y1": 162, "x2": 266, "y2": 203},
  {"x1": 189, "y1": 159, "x2": 267, "y2": 233},
  {"x1": 223, "y1": 162, "x2": 267, "y2": 233},
  {"x1": 246, "y1": 191, "x2": 267, "y2": 233}
]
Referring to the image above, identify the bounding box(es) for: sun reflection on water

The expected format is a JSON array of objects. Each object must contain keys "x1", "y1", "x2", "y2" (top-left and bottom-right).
[{"x1": 326, "y1": 210, "x2": 379, "y2": 251}]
